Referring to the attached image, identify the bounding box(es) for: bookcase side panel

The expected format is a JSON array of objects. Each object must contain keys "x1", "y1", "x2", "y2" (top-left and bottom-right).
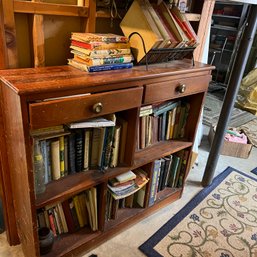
[
  {"x1": 1, "y1": 86, "x2": 38, "y2": 257},
  {"x1": 0, "y1": 82, "x2": 20, "y2": 245}
]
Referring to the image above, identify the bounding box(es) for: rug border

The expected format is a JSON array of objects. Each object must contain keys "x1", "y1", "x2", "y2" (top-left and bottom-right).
[{"x1": 139, "y1": 166, "x2": 257, "y2": 257}]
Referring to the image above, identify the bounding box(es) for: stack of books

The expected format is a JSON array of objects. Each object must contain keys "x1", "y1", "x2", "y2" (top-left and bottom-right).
[
  {"x1": 68, "y1": 32, "x2": 134, "y2": 72},
  {"x1": 120, "y1": 0, "x2": 199, "y2": 63}
]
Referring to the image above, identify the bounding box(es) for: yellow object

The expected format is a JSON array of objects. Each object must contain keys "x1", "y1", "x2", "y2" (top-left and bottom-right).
[{"x1": 237, "y1": 68, "x2": 257, "y2": 115}]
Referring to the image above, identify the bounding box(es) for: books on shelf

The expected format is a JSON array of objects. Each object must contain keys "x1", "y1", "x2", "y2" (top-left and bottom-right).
[
  {"x1": 68, "y1": 32, "x2": 134, "y2": 72},
  {"x1": 137, "y1": 100, "x2": 190, "y2": 150},
  {"x1": 37, "y1": 187, "x2": 98, "y2": 234},
  {"x1": 120, "y1": 0, "x2": 199, "y2": 63},
  {"x1": 107, "y1": 168, "x2": 149, "y2": 200}
]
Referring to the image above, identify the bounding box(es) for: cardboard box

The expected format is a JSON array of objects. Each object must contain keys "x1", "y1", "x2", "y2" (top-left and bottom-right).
[{"x1": 208, "y1": 126, "x2": 253, "y2": 159}]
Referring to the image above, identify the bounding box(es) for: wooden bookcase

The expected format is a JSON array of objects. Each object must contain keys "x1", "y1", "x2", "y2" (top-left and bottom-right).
[{"x1": 0, "y1": 59, "x2": 213, "y2": 257}]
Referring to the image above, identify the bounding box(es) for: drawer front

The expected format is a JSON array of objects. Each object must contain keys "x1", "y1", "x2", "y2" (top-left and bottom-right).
[
  {"x1": 29, "y1": 87, "x2": 143, "y2": 129},
  {"x1": 143, "y1": 75, "x2": 211, "y2": 104}
]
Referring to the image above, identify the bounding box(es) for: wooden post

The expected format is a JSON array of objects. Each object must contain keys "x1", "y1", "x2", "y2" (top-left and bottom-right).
[
  {"x1": 85, "y1": 0, "x2": 96, "y2": 32},
  {"x1": 32, "y1": 0, "x2": 45, "y2": 67},
  {"x1": 194, "y1": 0, "x2": 215, "y2": 62},
  {"x1": 1, "y1": 0, "x2": 18, "y2": 68}
]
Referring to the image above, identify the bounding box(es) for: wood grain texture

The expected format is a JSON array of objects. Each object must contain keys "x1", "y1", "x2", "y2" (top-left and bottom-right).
[
  {"x1": 85, "y1": 0, "x2": 96, "y2": 32},
  {"x1": 13, "y1": 1, "x2": 89, "y2": 17},
  {"x1": 1, "y1": 0, "x2": 18, "y2": 68},
  {"x1": 0, "y1": 4, "x2": 8, "y2": 69},
  {"x1": 32, "y1": 0, "x2": 45, "y2": 67},
  {"x1": 194, "y1": 0, "x2": 215, "y2": 62},
  {"x1": 1, "y1": 86, "x2": 38, "y2": 256},
  {"x1": 0, "y1": 60, "x2": 213, "y2": 257},
  {"x1": 0, "y1": 83, "x2": 19, "y2": 245},
  {"x1": 29, "y1": 87, "x2": 143, "y2": 129}
]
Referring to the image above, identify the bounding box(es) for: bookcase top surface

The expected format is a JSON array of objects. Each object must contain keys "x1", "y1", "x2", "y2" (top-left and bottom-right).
[{"x1": 0, "y1": 59, "x2": 214, "y2": 96}]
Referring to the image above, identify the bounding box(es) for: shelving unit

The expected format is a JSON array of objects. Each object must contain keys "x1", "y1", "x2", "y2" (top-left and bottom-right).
[
  {"x1": 0, "y1": 60, "x2": 213, "y2": 257},
  {"x1": 208, "y1": 0, "x2": 249, "y2": 86}
]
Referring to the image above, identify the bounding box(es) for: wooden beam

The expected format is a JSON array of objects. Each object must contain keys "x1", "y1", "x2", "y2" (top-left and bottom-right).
[
  {"x1": 13, "y1": 0, "x2": 89, "y2": 17},
  {"x1": 194, "y1": 0, "x2": 215, "y2": 62},
  {"x1": 32, "y1": 0, "x2": 45, "y2": 67},
  {"x1": 1, "y1": 0, "x2": 19, "y2": 68},
  {"x1": 85, "y1": 0, "x2": 96, "y2": 32},
  {"x1": 0, "y1": 4, "x2": 8, "y2": 69}
]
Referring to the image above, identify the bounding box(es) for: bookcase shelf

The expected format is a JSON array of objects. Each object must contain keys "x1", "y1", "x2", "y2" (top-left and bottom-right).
[{"x1": 0, "y1": 60, "x2": 213, "y2": 257}]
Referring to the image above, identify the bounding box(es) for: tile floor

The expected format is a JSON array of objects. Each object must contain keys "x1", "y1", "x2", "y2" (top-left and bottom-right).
[{"x1": 0, "y1": 126, "x2": 256, "y2": 257}]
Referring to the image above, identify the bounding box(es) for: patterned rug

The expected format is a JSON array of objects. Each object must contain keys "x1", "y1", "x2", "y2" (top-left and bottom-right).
[
  {"x1": 203, "y1": 93, "x2": 256, "y2": 128},
  {"x1": 139, "y1": 167, "x2": 257, "y2": 257}
]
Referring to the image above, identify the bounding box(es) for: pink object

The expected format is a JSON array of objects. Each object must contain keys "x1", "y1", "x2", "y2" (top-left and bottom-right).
[{"x1": 224, "y1": 132, "x2": 248, "y2": 144}]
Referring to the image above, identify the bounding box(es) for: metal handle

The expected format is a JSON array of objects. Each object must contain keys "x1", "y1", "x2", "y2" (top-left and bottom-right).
[
  {"x1": 92, "y1": 102, "x2": 103, "y2": 113},
  {"x1": 177, "y1": 84, "x2": 186, "y2": 93}
]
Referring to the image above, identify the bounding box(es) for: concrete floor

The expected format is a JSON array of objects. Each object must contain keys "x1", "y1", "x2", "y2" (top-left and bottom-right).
[{"x1": 0, "y1": 126, "x2": 256, "y2": 257}]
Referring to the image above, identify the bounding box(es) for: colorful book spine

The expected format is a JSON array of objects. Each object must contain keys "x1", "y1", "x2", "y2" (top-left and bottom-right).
[
  {"x1": 71, "y1": 40, "x2": 130, "y2": 50},
  {"x1": 59, "y1": 136, "x2": 65, "y2": 177},
  {"x1": 149, "y1": 159, "x2": 161, "y2": 206},
  {"x1": 68, "y1": 59, "x2": 133, "y2": 72},
  {"x1": 74, "y1": 55, "x2": 133, "y2": 66}
]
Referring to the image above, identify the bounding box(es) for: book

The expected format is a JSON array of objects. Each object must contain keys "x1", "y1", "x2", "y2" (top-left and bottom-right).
[
  {"x1": 67, "y1": 117, "x2": 116, "y2": 129},
  {"x1": 117, "y1": 116, "x2": 128, "y2": 164},
  {"x1": 71, "y1": 40, "x2": 130, "y2": 50},
  {"x1": 75, "y1": 129, "x2": 84, "y2": 172},
  {"x1": 68, "y1": 58, "x2": 133, "y2": 72},
  {"x1": 120, "y1": 0, "x2": 163, "y2": 62},
  {"x1": 64, "y1": 136, "x2": 68, "y2": 176},
  {"x1": 90, "y1": 128, "x2": 102, "y2": 167},
  {"x1": 70, "y1": 47, "x2": 131, "y2": 58},
  {"x1": 51, "y1": 139, "x2": 61, "y2": 180},
  {"x1": 136, "y1": 186, "x2": 146, "y2": 207},
  {"x1": 170, "y1": 6, "x2": 198, "y2": 46},
  {"x1": 71, "y1": 32, "x2": 128, "y2": 43},
  {"x1": 56, "y1": 203, "x2": 68, "y2": 233},
  {"x1": 68, "y1": 132, "x2": 76, "y2": 174},
  {"x1": 83, "y1": 129, "x2": 92, "y2": 171},
  {"x1": 97, "y1": 127, "x2": 107, "y2": 169},
  {"x1": 109, "y1": 125, "x2": 121, "y2": 168},
  {"x1": 30, "y1": 125, "x2": 65, "y2": 137},
  {"x1": 167, "y1": 155, "x2": 181, "y2": 187},
  {"x1": 73, "y1": 55, "x2": 133, "y2": 66},
  {"x1": 59, "y1": 136, "x2": 65, "y2": 177},
  {"x1": 116, "y1": 171, "x2": 136, "y2": 183},
  {"x1": 157, "y1": 1, "x2": 187, "y2": 48},
  {"x1": 152, "y1": 100, "x2": 179, "y2": 117},
  {"x1": 73, "y1": 195, "x2": 85, "y2": 228}
]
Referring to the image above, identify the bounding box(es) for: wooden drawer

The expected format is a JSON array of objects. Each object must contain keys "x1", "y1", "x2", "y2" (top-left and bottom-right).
[
  {"x1": 143, "y1": 75, "x2": 211, "y2": 104},
  {"x1": 29, "y1": 87, "x2": 143, "y2": 129}
]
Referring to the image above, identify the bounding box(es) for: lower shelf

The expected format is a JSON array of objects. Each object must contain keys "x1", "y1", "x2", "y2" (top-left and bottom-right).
[{"x1": 43, "y1": 188, "x2": 182, "y2": 257}]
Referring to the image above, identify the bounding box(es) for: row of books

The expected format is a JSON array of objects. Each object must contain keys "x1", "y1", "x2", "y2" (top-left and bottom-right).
[
  {"x1": 37, "y1": 187, "x2": 98, "y2": 236},
  {"x1": 148, "y1": 150, "x2": 189, "y2": 207},
  {"x1": 33, "y1": 115, "x2": 128, "y2": 186},
  {"x1": 138, "y1": 100, "x2": 190, "y2": 149},
  {"x1": 68, "y1": 32, "x2": 134, "y2": 72},
  {"x1": 106, "y1": 169, "x2": 149, "y2": 220},
  {"x1": 120, "y1": 0, "x2": 199, "y2": 63}
]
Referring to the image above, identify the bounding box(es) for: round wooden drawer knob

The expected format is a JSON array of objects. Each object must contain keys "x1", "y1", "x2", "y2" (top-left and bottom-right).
[
  {"x1": 177, "y1": 84, "x2": 186, "y2": 93},
  {"x1": 92, "y1": 102, "x2": 103, "y2": 113}
]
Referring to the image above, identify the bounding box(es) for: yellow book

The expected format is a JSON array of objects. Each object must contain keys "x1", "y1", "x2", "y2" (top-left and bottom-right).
[
  {"x1": 51, "y1": 139, "x2": 60, "y2": 180},
  {"x1": 59, "y1": 136, "x2": 65, "y2": 177},
  {"x1": 120, "y1": 0, "x2": 163, "y2": 62},
  {"x1": 73, "y1": 195, "x2": 84, "y2": 228}
]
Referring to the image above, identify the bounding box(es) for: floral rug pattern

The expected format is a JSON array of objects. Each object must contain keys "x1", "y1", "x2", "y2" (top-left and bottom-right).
[{"x1": 140, "y1": 168, "x2": 257, "y2": 257}]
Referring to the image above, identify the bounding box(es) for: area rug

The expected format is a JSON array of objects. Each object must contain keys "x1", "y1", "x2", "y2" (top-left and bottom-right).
[
  {"x1": 139, "y1": 167, "x2": 257, "y2": 257},
  {"x1": 203, "y1": 93, "x2": 256, "y2": 128}
]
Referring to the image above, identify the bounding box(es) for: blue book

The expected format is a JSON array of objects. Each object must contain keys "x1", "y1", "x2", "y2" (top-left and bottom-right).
[
  {"x1": 148, "y1": 159, "x2": 161, "y2": 207},
  {"x1": 69, "y1": 58, "x2": 133, "y2": 72}
]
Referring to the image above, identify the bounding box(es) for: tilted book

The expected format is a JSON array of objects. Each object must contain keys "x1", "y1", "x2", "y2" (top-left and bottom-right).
[
  {"x1": 71, "y1": 40, "x2": 130, "y2": 50},
  {"x1": 67, "y1": 117, "x2": 115, "y2": 129}
]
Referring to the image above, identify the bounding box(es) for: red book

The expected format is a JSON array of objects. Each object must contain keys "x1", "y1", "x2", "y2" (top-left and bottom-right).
[{"x1": 71, "y1": 40, "x2": 130, "y2": 50}]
